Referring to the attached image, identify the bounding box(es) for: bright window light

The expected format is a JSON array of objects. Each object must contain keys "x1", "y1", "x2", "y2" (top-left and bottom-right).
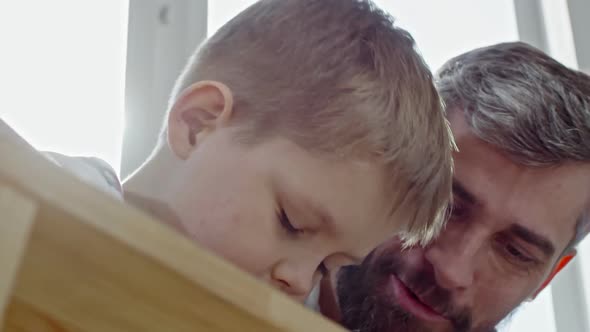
[
  {"x1": 580, "y1": 239, "x2": 590, "y2": 322},
  {"x1": 0, "y1": 0, "x2": 129, "y2": 173},
  {"x1": 208, "y1": 0, "x2": 255, "y2": 36},
  {"x1": 372, "y1": 0, "x2": 519, "y2": 70},
  {"x1": 208, "y1": 0, "x2": 520, "y2": 72},
  {"x1": 498, "y1": 287, "x2": 557, "y2": 332}
]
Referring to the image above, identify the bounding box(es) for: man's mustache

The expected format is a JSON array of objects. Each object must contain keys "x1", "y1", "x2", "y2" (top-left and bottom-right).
[{"x1": 372, "y1": 249, "x2": 472, "y2": 331}]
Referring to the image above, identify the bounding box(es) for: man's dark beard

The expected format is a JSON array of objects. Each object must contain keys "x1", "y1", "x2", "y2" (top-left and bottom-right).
[{"x1": 337, "y1": 249, "x2": 473, "y2": 332}]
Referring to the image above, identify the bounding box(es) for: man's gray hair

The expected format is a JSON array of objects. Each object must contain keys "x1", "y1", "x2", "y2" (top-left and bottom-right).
[{"x1": 435, "y1": 42, "x2": 590, "y2": 250}]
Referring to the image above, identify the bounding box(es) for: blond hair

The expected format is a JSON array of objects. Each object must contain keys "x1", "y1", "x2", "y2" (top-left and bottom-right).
[{"x1": 162, "y1": 0, "x2": 454, "y2": 245}]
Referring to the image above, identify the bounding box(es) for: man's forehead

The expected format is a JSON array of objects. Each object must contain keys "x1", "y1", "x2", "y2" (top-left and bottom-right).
[
  {"x1": 456, "y1": 163, "x2": 590, "y2": 247},
  {"x1": 448, "y1": 110, "x2": 590, "y2": 253}
]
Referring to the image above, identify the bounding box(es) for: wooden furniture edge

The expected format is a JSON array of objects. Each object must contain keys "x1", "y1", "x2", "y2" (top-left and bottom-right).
[{"x1": 0, "y1": 185, "x2": 37, "y2": 325}]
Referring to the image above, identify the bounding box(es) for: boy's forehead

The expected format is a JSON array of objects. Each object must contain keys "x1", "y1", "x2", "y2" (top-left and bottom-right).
[
  {"x1": 269, "y1": 146, "x2": 391, "y2": 213},
  {"x1": 275, "y1": 154, "x2": 390, "y2": 209}
]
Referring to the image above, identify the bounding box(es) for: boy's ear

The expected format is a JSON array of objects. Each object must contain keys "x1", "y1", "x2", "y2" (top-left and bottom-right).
[
  {"x1": 167, "y1": 81, "x2": 234, "y2": 160},
  {"x1": 532, "y1": 251, "x2": 576, "y2": 299}
]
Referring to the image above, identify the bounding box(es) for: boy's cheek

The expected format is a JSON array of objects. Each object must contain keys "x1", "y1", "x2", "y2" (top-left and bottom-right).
[{"x1": 192, "y1": 208, "x2": 279, "y2": 277}]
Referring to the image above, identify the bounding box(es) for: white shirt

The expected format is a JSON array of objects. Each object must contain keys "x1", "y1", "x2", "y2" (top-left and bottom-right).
[{"x1": 42, "y1": 151, "x2": 123, "y2": 200}]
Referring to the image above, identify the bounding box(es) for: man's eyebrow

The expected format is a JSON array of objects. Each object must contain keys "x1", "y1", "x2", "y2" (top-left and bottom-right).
[
  {"x1": 508, "y1": 223, "x2": 556, "y2": 257},
  {"x1": 452, "y1": 179, "x2": 477, "y2": 205}
]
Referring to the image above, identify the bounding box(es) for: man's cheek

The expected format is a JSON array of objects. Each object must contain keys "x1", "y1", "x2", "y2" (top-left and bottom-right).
[{"x1": 400, "y1": 247, "x2": 427, "y2": 268}]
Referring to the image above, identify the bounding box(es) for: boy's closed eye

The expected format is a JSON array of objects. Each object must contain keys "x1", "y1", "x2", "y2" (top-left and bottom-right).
[
  {"x1": 278, "y1": 207, "x2": 303, "y2": 235},
  {"x1": 276, "y1": 207, "x2": 340, "y2": 276}
]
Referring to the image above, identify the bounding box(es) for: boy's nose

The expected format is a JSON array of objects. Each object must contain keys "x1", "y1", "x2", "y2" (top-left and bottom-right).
[{"x1": 270, "y1": 259, "x2": 320, "y2": 302}]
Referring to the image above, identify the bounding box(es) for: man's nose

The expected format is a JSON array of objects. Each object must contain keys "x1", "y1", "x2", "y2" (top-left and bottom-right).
[
  {"x1": 424, "y1": 226, "x2": 483, "y2": 291},
  {"x1": 270, "y1": 258, "x2": 321, "y2": 302}
]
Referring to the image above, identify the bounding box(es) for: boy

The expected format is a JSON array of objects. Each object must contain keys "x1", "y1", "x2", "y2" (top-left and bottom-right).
[{"x1": 1, "y1": 0, "x2": 454, "y2": 302}]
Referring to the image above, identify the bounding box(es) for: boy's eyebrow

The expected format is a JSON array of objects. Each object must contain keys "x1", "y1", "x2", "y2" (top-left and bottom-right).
[
  {"x1": 279, "y1": 181, "x2": 365, "y2": 263},
  {"x1": 298, "y1": 195, "x2": 336, "y2": 230},
  {"x1": 298, "y1": 197, "x2": 364, "y2": 263}
]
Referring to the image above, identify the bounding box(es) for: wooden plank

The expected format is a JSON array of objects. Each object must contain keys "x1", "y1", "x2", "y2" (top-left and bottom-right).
[
  {"x1": 11, "y1": 203, "x2": 287, "y2": 331},
  {"x1": 0, "y1": 131, "x2": 344, "y2": 331},
  {"x1": 0, "y1": 185, "x2": 37, "y2": 326},
  {"x1": 3, "y1": 297, "x2": 82, "y2": 332}
]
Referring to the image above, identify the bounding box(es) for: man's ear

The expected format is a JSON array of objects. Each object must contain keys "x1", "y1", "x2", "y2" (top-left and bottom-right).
[
  {"x1": 167, "y1": 81, "x2": 234, "y2": 160},
  {"x1": 532, "y1": 251, "x2": 576, "y2": 299}
]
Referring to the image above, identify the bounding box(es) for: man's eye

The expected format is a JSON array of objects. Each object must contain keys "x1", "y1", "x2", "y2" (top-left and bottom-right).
[
  {"x1": 449, "y1": 201, "x2": 468, "y2": 220},
  {"x1": 505, "y1": 244, "x2": 535, "y2": 264},
  {"x1": 278, "y1": 208, "x2": 303, "y2": 235}
]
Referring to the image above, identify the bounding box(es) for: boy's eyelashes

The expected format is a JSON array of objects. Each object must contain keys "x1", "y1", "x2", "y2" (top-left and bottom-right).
[
  {"x1": 277, "y1": 207, "x2": 329, "y2": 276},
  {"x1": 278, "y1": 207, "x2": 303, "y2": 235}
]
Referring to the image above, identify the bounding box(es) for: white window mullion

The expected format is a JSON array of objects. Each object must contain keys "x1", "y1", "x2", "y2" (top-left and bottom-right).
[
  {"x1": 564, "y1": 0, "x2": 590, "y2": 328},
  {"x1": 121, "y1": 0, "x2": 208, "y2": 178}
]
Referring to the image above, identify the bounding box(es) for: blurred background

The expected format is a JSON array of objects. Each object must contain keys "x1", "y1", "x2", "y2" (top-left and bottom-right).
[{"x1": 1, "y1": 1, "x2": 589, "y2": 331}]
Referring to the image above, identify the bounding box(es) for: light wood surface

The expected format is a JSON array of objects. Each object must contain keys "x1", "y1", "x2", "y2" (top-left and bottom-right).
[
  {"x1": 0, "y1": 186, "x2": 37, "y2": 324},
  {"x1": 0, "y1": 136, "x2": 345, "y2": 331}
]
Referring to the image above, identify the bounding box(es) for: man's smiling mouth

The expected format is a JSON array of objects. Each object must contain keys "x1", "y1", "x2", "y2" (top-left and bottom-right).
[{"x1": 387, "y1": 274, "x2": 450, "y2": 323}]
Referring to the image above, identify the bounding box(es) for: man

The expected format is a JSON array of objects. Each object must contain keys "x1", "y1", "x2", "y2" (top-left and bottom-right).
[{"x1": 319, "y1": 42, "x2": 590, "y2": 332}]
